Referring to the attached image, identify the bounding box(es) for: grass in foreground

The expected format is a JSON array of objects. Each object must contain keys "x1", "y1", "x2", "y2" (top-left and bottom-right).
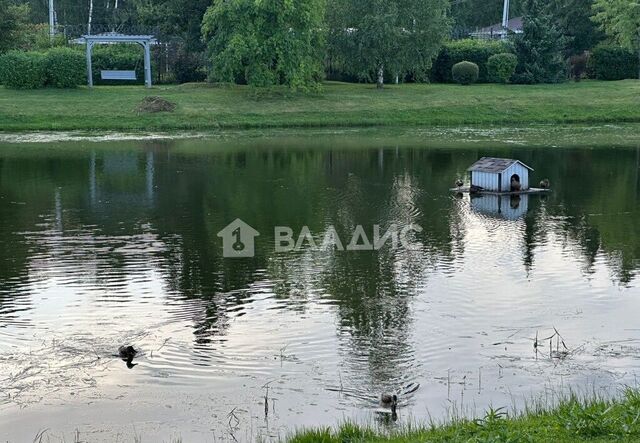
[
  {"x1": 288, "y1": 389, "x2": 640, "y2": 442},
  {"x1": 0, "y1": 80, "x2": 639, "y2": 132}
]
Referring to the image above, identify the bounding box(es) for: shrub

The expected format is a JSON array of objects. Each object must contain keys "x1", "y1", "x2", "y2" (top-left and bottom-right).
[
  {"x1": 431, "y1": 39, "x2": 513, "y2": 83},
  {"x1": 173, "y1": 50, "x2": 206, "y2": 84},
  {"x1": 510, "y1": 71, "x2": 536, "y2": 84},
  {"x1": 0, "y1": 50, "x2": 46, "y2": 89},
  {"x1": 487, "y1": 53, "x2": 518, "y2": 83},
  {"x1": 15, "y1": 23, "x2": 67, "y2": 51},
  {"x1": 452, "y1": 61, "x2": 479, "y2": 85},
  {"x1": 587, "y1": 45, "x2": 638, "y2": 80},
  {"x1": 45, "y1": 47, "x2": 85, "y2": 88},
  {"x1": 569, "y1": 52, "x2": 589, "y2": 82}
]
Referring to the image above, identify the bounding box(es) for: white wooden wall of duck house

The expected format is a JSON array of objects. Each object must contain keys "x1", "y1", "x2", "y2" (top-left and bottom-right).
[
  {"x1": 470, "y1": 171, "x2": 500, "y2": 191},
  {"x1": 501, "y1": 163, "x2": 530, "y2": 191},
  {"x1": 471, "y1": 194, "x2": 529, "y2": 220},
  {"x1": 468, "y1": 158, "x2": 532, "y2": 192}
]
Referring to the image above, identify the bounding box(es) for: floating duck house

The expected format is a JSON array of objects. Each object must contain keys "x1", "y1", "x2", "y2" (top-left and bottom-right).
[{"x1": 468, "y1": 157, "x2": 533, "y2": 192}]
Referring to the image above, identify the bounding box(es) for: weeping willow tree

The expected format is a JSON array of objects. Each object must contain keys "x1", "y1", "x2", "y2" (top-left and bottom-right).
[{"x1": 202, "y1": 0, "x2": 326, "y2": 89}]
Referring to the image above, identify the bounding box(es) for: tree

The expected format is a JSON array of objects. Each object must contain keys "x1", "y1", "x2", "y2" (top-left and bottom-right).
[
  {"x1": 513, "y1": 0, "x2": 567, "y2": 83},
  {"x1": 592, "y1": 0, "x2": 640, "y2": 79},
  {"x1": 328, "y1": 0, "x2": 450, "y2": 89},
  {"x1": 134, "y1": 0, "x2": 210, "y2": 50},
  {"x1": 0, "y1": 0, "x2": 30, "y2": 52},
  {"x1": 202, "y1": 0, "x2": 326, "y2": 88},
  {"x1": 551, "y1": 0, "x2": 604, "y2": 55}
]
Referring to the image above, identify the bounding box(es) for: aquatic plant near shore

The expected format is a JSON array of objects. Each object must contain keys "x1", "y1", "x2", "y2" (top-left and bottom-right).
[{"x1": 287, "y1": 388, "x2": 640, "y2": 442}]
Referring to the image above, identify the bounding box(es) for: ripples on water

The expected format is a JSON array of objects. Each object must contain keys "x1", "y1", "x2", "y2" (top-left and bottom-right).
[{"x1": 0, "y1": 139, "x2": 639, "y2": 441}]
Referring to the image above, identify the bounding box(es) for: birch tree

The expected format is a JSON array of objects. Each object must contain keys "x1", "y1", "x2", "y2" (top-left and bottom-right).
[
  {"x1": 88, "y1": 0, "x2": 93, "y2": 34},
  {"x1": 327, "y1": 0, "x2": 450, "y2": 89}
]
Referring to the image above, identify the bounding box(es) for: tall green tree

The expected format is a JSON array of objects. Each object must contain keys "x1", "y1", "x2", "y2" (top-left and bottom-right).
[
  {"x1": 513, "y1": 0, "x2": 567, "y2": 83},
  {"x1": 202, "y1": 0, "x2": 326, "y2": 88},
  {"x1": 551, "y1": 0, "x2": 603, "y2": 55},
  {"x1": 592, "y1": 0, "x2": 640, "y2": 79},
  {"x1": 328, "y1": 0, "x2": 450, "y2": 89},
  {"x1": 0, "y1": 0, "x2": 30, "y2": 52},
  {"x1": 135, "y1": 0, "x2": 210, "y2": 50}
]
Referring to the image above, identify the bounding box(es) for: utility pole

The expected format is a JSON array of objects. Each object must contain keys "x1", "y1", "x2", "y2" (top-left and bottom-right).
[
  {"x1": 49, "y1": 0, "x2": 56, "y2": 40},
  {"x1": 502, "y1": 0, "x2": 510, "y2": 29}
]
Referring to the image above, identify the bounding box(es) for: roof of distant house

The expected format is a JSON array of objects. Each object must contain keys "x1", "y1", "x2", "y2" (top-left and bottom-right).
[
  {"x1": 476, "y1": 16, "x2": 523, "y2": 34},
  {"x1": 468, "y1": 157, "x2": 533, "y2": 173}
]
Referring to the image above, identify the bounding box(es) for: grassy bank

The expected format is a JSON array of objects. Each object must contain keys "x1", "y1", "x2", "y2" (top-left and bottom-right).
[
  {"x1": 0, "y1": 80, "x2": 639, "y2": 132},
  {"x1": 288, "y1": 390, "x2": 640, "y2": 442}
]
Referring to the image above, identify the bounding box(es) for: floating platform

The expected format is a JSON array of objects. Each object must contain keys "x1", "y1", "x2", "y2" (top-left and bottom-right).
[{"x1": 450, "y1": 187, "x2": 552, "y2": 196}]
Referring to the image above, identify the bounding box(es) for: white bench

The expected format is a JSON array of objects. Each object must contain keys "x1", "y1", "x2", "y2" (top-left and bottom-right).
[{"x1": 101, "y1": 70, "x2": 137, "y2": 81}]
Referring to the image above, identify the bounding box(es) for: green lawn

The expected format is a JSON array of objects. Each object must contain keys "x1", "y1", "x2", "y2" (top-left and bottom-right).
[
  {"x1": 287, "y1": 390, "x2": 640, "y2": 442},
  {"x1": 0, "y1": 80, "x2": 639, "y2": 132}
]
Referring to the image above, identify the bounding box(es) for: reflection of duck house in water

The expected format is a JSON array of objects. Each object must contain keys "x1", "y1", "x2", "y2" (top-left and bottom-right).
[{"x1": 471, "y1": 194, "x2": 529, "y2": 221}]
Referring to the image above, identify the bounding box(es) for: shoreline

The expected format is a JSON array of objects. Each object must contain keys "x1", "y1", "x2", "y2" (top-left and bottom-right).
[
  {"x1": 287, "y1": 388, "x2": 640, "y2": 442},
  {"x1": 1, "y1": 123, "x2": 640, "y2": 148}
]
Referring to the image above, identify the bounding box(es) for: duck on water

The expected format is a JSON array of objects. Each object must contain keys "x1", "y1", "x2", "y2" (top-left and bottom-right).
[
  {"x1": 118, "y1": 345, "x2": 138, "y2": 369},
  {"x1": 379, "y1": 394, "x2": 399, "y2": 421}
]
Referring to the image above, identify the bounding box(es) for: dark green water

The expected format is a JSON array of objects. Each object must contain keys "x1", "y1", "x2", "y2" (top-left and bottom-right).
[{"x1": 0, "y1": 134, "x2": 639, "y2": 442}]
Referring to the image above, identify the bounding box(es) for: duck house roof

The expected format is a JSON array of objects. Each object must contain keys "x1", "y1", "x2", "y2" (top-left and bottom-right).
[{"x1": 467, "y1": 157, "x2": 534, "y2": 173}]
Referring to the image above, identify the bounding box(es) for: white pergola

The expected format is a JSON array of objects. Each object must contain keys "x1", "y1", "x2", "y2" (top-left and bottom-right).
[{"x1": 82, "y1": 33, "x2": 156, "y2": 88}]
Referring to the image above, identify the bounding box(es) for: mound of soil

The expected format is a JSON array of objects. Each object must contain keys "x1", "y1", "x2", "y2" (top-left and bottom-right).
[{"x1": 135, "y1": 96, "x2": 177, "y2": 114}]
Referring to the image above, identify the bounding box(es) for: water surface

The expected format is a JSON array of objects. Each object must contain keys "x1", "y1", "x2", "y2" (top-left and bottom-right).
[{"x1": 1, "y1": 133, "x2": 640, "y2": 442}]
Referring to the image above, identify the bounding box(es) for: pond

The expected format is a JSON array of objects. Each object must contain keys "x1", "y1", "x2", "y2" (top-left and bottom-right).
[{"x1": 1, "y1": 129, "x2": 640, "y2": 442}]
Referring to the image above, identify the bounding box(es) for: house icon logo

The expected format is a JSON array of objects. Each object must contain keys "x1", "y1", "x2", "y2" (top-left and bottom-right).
[{"x1": 217, "y1": 219, "x2": 260, "y2": 258}]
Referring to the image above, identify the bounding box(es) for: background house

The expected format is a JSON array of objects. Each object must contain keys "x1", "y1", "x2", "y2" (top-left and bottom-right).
[{"x1": 471, "y1": 17, "x2": 523, "y2": 40}]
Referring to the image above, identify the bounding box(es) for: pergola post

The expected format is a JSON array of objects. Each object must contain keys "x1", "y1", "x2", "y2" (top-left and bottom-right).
[
  {"x1": 143, "y1": 41, "x2": 152, "y2": 88},
  {"x1": 86, "y1": 41, "x2": 93, "y2": 88}
]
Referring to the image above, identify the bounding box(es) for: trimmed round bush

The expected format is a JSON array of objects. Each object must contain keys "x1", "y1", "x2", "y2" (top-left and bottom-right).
[
  {"x1": 487, "y1": 53, "x2": 518, "y2": 83},
  {"x1": 0, "y1": 51, "x2": 46, "y2": 89},
  {"x1": 45, "y1": 47, "x2": 86, "y2": 88},
  {"x1": 431, "y1": 39, "x2": 513, "y2": 83},
  {"x1": 587, "y1": 45, "x2": 638, "y2": 80},
  {"x1": 452, "y1": 61, "x2": 479, "y2": 85}
]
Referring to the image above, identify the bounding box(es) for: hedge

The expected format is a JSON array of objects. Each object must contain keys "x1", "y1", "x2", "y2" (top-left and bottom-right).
[
  {"x1": 91, "y1": 45, "x2": 148, "y2": 85},
  {"x1": 431, "y1": 39, "x2": 513, "y2": 83},
  {"x1": 0, "y1": 51, "x2": 47, "y2": 89},
  {"x1": 587, "y1": 45, "x2": 639, "y2": 81},
  {"x1": 452, "y1": 61, "x2": 479, "y2": 85},
  {"x1": 487, "y1": 53, "x2": 518, "y2": 83},
  {"x1": 45, "y1": 47, "x2": 86, "y2": 88},
  {"x1": 0, "y1": 49, "x2": 87, "y2": 89},
  {"x1": 174, "y1": 50, "x2": 207, "y2": 84}
]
